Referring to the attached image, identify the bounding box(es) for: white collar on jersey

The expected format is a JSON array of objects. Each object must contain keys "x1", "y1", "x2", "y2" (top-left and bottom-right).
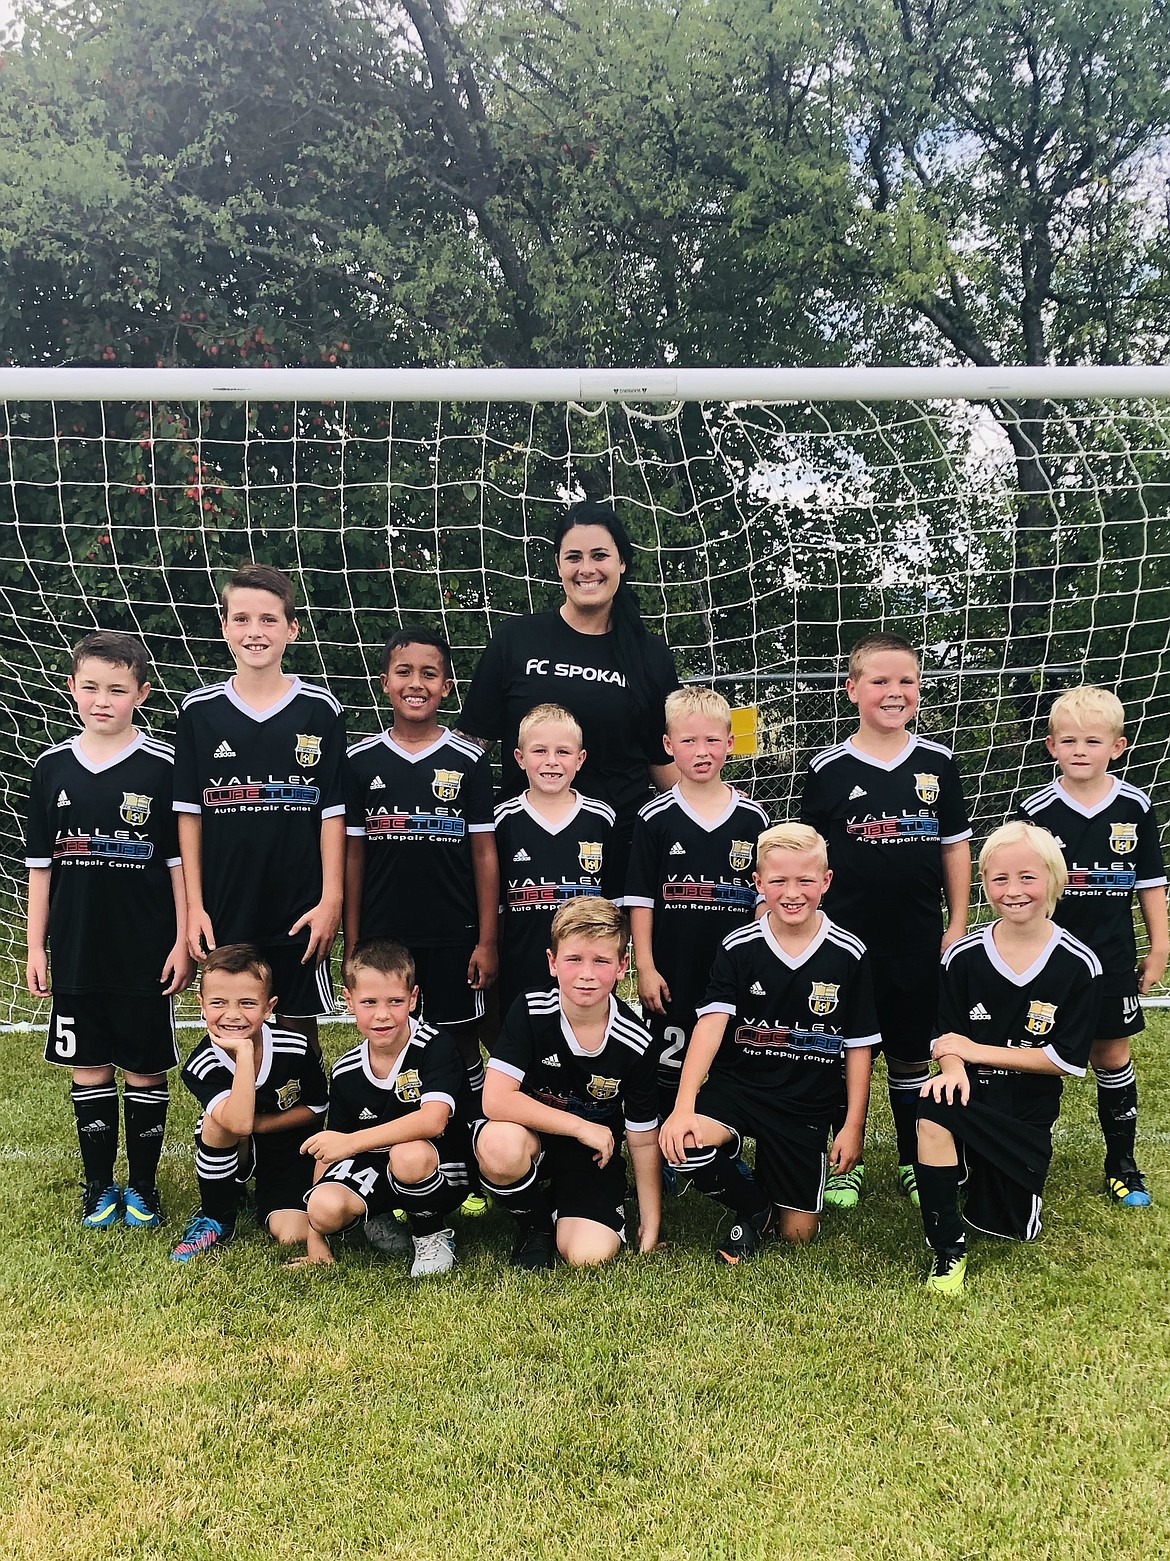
[
  {"x1": 225, "y1": 675, "x2": 303, "y2": 723},
  {"x1": 1051, "y1": 774, "x2": 1123, "y2": 819},
  {"x1": 69, "y1": 729, "x2": 146, "y2": 775},
  {"x1": 667, "y1": 782, "x2": 741, "y2": 833},
  {"x1": 843, "y1": 732, "x2": 921, "y2": 772},
  {"x1": 759, "y1": 908, "x2": 832, "y2": 969},
  {"x1": 981, "y1": 922, "x2": 1062, "y2": 986},
  {"x1": 558, "y1": 993, "x2": 619, "y2": 1056}
]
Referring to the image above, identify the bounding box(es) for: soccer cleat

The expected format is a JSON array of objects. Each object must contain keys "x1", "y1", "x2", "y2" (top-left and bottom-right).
[
  {"x1": 823, "y1": 1164, "x2": 865, "y2": 1210},
  {"x1": 81, "y1": 1181, "x2": 122, "y2": 1229},
  {"x1": 458, "y1": 1192, "x2": 489, "y2": 1218},
  {"x1": 715, "y1": 1210, "x2": 771, "y2": 1265},
  {"x1": 363, "y1": 1213, "x2": 411, "y2": 1255},
  {"x1": 122, "y1": 1184, "x2": 164, "y2": 1229},
  {"x1": 510, "y1": 1223, "x2": 556, "y2": 1271},
  {"x1": 1106, "y1": 1167, "x2": 1152, "y2": 1207},
  {"x1": 896, "y1": 1164, "x2": 921, "y2": 1207},
  {"x1": 410, "y1": 1228, "x2": 457, "y2": 1277},
  {"x1": 169, "y1": 1213, "x2": 232, "y2": 1262},
  {"x1": 925, "y1": 1250, "x2": 967, "y2": 1294}
]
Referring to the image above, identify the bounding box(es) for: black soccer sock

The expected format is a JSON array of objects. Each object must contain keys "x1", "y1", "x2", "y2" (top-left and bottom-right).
[
  {"x1": 916, "y1": 1161, "x2": 965, "y2": 1256},
  {"x1": 1094, "y1": 1062, "x2": 1139, "y2": 1171},
  {"x1": 677, "y1": 1145, "x2": 771, "y2": 1225},
  {"x1": 194, "y1": 1132, "x2": 241, "y2": 1227},
  {"x1": 71, "y1": 1083, "x2": 120, "y2": 1186},
  {"x1": 393, "y1": 1166, "x2": 461, "y2": 1237},
  {"x1": 480, "y1": 1160, "x2": 552, "y2": 1230},
  {"x1": 123, "y1": 1084, "x2": 169, "y2": 1191},
  {"x1": 888, "y1": 1068, "x2": 932, "y2": 1166}
]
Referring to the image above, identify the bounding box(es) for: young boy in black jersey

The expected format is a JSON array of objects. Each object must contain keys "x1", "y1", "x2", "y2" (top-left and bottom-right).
[
  {"x1": 476, "y1": 897, "x2": 661, "y2": 1270},
  {"x1": 174, "y1": 563, "x2": 346, "y2": 1055},
  {"x1": 171, "y1": 945, "x2": 329, "y2": 1261},
  {"x1": 801, "y1": 632, "x2": 971, "y2": 1208},
  {"x1": 660, "y1": 825, "x2": 878, "y2": 1264},
  {"x1": 25, "y1": 631, "x2": 192, "y2": 1230},
  {"x1": 627, "y1": 687, "x2": 768, "y2": 1116},
  {"x1": 344, "y1": 628, "x2": 498, "y2": 1141},
  {"x1": 1014, "y1": 686, "x2": 1168, "y2": 1207},
  {"x1": 917, "y1": 823, "x2": 1102, "y2": 1293},
  {"x1": 298, "y1": 940, "x2": 477, "y2": 1277},
  {"x1": 494, "y1": 702, "x2": 616, "y2": 1016}
]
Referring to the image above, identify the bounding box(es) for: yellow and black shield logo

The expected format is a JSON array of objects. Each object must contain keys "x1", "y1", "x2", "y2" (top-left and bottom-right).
[
  {"x1": 809, "y1": 982, "x2": 840, "y2": 1016},
  {"x1": 1109, "y1": 823, "x2": 1137, "y2": 856},
  {"x1": 1025, "y1": 1001, "x2": 1057, "y2": 1037},
  {"x1": 914, "y1": 773, "x2": 940, "y2": 805},
  {"x1": 432, "y1": 769, "x2": 462, "y2": 802},
  {"x1": 295, "y1": 733, "x2": 322, "y2": 768},
  {"x1": 729, "y1": 839, "x2": 753, "y2": 872},
  {"x1": 119, "y1": 792, "x2": 152, "y2": 826},
  {"x1": 275, "y1": 1078, "x2": 302, "y2": 1110},
  {"x1": 587, "y1": 1074, "x2": 620, "y2": 1101},
  {"x1": 578, "y1": 841, "x2": 603, "y2": 874},
  {"x1": 395, "y1": 1068, "x2": 422, "y2": 1103}
]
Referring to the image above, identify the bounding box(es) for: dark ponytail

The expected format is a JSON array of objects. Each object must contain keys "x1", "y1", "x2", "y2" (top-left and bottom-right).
[{"x1": 554, "y1": 501, "x2": 653, "y2": 710}]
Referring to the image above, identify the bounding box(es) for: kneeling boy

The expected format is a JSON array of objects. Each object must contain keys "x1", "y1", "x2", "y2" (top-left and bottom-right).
[
  {"x1": 476, "y1": 898, "x2": 661, "y2": 1270},
  {"x1": 300, "y1": 940, "x2": 476, "y2": 1277},
  {"x1": 171, "y1": 945, "x2": 328, "y2": 1261},
  {"x1": 660, "y1": 824, "x2": 877, "y2": 1263}
]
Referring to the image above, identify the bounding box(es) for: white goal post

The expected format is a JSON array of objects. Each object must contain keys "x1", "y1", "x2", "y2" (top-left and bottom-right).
[{"x1": 2, "y1": 364, "x2": 1169, "y2": 1026}]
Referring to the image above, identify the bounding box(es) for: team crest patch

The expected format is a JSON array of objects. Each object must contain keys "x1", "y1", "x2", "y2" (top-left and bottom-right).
[
  {"x1": 295, "y1": 734, "x2": 322, "y2": 768},
  {"x1": 729, "y1": 840, "x2": 753, "y2": 872},
  {"x1": 395, "y1": 1068, "x2": 422, "y2": 1103},
  {"x1": 914, "y1": 773, "x2": 940, "y2": 805},
  {"x1": 587, "y1": 1074, "x2": 620, "y2": 1101},
  {"x1": 119, "y1": 792, "x2": 152, "y2": 826},
  {"x1": 1109, "y1": 822, "x2": 1137, "y2": 856},
  {"x1": 809, "y1": 982, "x2": 840, "y2": 1016},
  {"x1": 1025, "y1": 1001, "x2": 1057, "y2": 1037},
  {"x1": 432, "y1": 769, "x2": 463, "y2": 802},
  {"x1": 578, "y1": 841, "x2": 604, "y2": 873},
  {"x1": 275, "y1": 1079, "x2": 302, "y2": 1110}
]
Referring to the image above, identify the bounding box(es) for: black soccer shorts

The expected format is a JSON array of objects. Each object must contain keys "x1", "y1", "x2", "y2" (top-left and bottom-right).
[
  {"x1": 45, "y1": 991, "x2": 178, "y2": 1075},
  {"x1": 692, "y1": 1074, "x2": 827, "y2": 1215},
  {"x1": 261, "y1": 935, "x2": 336, "y2": 1020},
  {"x1": 410, "y1": 942, "x2": 485, "y2": 1028},
  {"x1": 236, "y1": 1129, "x2": 315, "y2": 1225}
]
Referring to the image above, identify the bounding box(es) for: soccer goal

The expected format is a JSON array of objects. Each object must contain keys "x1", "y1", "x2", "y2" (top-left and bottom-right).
[{"x1": 2, "y1": 364, "x2": 1169, "y2": 1026}]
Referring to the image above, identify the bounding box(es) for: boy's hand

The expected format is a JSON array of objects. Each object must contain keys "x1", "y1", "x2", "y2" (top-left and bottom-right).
[
  {"x1": 301, "y1": 1130, "x2": 349, "y2": 1165},
  {"x1": 636, "y1": 1220, "x2": 662, "y2": 1253},
  {"x1": 637, "y1": 966, "x2": 670, "y2": 1016},
  {"x1": 940, "y1": 923, "x2": 966, "y2": 955},
  {"x1": 25, "y1": 950, "x2": 50, "y2": 998},
  {"x1": 467, "y1": 940, "x2": 497, "y2": 990},
  {"x1": 932, "y1": 1032, "x2": 975, "y2": 1062},
  {"x1": 1138, "y1": 947, "x2": 1169, "y2": 994},
  {"x1": 576, "y1": 1119, "x2": 614, "y2": 1168},
  {"x1": 289, "y1": 900, "x2": 341, "y2": 965},
  {"x1": 160, "y1": 941, "x2": 195, "y2": 997},
  {"x1": 922, "y1": 1058, "x2": 970, "y2": 1106},
  {"x1": 659, "y1": 1110, "x2": 702, "y2": 1166},
  {"x1": 188, "y1": 909, "x2": 217, "y2": 961},
  {"x1": 829, "y1": 1122, "x2": 864, "y2": 1174}
]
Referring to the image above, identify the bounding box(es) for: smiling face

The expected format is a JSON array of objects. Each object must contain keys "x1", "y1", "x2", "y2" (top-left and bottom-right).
[
  {"x1": 755, "y1": 846, "x2": 831, "y2": 936},
  {"x1": 200, "y1": 967, "x2": 276, "y2": 1047},
  {"x1": 982, "y1": 839, "x2": 1057, "y2": 925},
  {"x1": 547, "y1": 932, "x2": 628, "y2": 1012},
  {"x1": 846, "y1": 648, "x2": 920, "y2": 737},
  {"x1": 1047, "y1": 718, "x2": 1126, "y2": 790},
  {"x1": 555, "y1": 523, "x2": 627, "y2": 622},
  {"x1": 516, "y1": 719, "x2": 586, "y2": 796},
  {"x1": 380, "y1": 641, "x2": 454, "y2": 730},
  {"x1": 343, "y1": 968, "x2": 418, "y2": 1051},
  {"x1": 221, "y1": 586, "x2": 298, "y2": 675},
  {"x1": 68, "y1": 656, "x2": 148, "y2": 741}
]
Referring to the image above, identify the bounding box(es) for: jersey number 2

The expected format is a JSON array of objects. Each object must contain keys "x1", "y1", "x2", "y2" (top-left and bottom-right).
[{"x1": 660, "y1": 1026, "x2": 687, "y2": 1072}]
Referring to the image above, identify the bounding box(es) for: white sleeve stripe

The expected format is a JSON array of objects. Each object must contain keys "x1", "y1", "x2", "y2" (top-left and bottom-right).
[
  {"x1": 844, "y1": 1033, "x2": 881, "y2": 1049},
  {"x1": 468, "y1": 823, "x2": 495, "y2": 833},
  {"x1": 25, "y1": 857, "x2": 52, "y2": 867},
  {"x1": 421, "y1": 1090, "x2": 456, "y2": 1111},
  {"x1": 1043, "y1": 1044, "x2": 1086, "y2": 1077},
  {"x1": 486, "y1": 1058, "x2": 525, "y2": 1082},
  {"x1": 622, "y1": 896, "x2": 655, "y2": 909},
  {"x1": 697, "y1": 1002, "x2": 736, "y2": 1017},
  {"x1": 173, "y1": 802, "x2": 201, "y2": 814},
  {"x1": 624, "y1": 1117, "x2": 659, "y2": 1134},
  {"x1": 321, "y1": 805, "x2": 346, "y2": 819},
  {"x1": 940, "y1": 830, "x2": 973, "y2": 844},
  {"x1": 1135, "y1": 876, "x2": 1167, "y2": 889}
]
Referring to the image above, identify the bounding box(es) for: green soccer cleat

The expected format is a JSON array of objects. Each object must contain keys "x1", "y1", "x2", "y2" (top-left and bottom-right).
[
  {"x1": 458, "y1": 1192, "x2": 490, "y2": 1218},
  {"x1": 925, "y1": 1250, "x2": 967, "y2": 1295},
  {"x1": 823, "y1": 1164, "x2": 864, "y2": 1209},
  {"x1": 81, "y1": 1181, "x2": 122, "y2": 1229},
  {"x1": 896, "y1": 1164, "x2": 921, "y2": 1207}
]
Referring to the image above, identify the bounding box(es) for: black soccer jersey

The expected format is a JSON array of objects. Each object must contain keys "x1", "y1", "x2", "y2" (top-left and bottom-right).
[
  {"x1": 489, "y1": 990, "x2": 659, "y2": 1136},
  {"x1": 456, "y1": 611, "x2": 680, "y2": 827},
  {"x1": 345, "y1": 728, "x2": 495, "y2": 948},
  {"x1": 625, "y1": 785, "x2": 769, "y2": 1022},
  {"x1": 25, "y1": 733, "x2": 181, "y2": 995},
  {"x1": 181, "y1": 1023, "x2": 329, "y2": 1123},
  {"x1": 495, "y1": 791, "x2": 617, "y2": 1008},
  {"x1": 938, "y1": 924, "x2": 1101, "y2": 1129},
  {"x1": 801, "y1": 734, "x2": 971, "y2": 955},
  {"x1": 173, "y1": 678, "x2": 345, "y2": 945},
  {"x1": 1014, "y1": 777, "x2": 1167, "y2": 988},
  {"x1": 326, "y1": 1021, "x2": 474, "y2": 1159},
  {"x1": 698, "y1": 914, "x2": 880, "y2": 1122}
]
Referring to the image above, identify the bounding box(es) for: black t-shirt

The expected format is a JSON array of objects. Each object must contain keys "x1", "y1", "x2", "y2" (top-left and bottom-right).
[
  {"x1": 938, "y1": 924, "x2": 1100, "y2": 1130},
  {"x1": 800, "y1": 734, "x2": 971, "y2": 955},
  {"x1": 625, "y1": 785, "x2": 769, "y2": 1023},
  {"x1": 494, "y1": 790, "x2": 617, "y2": 1009},
  {"x1": 345, "y1": 728, "x2": 496, "y2": 947},
  {"x1": 489, "y1": 990, "x2": 659, "y2": 1137},
  {"x1": 327, "y1": 1021, "x2": 474, "y2": 1162},
  {"x1": 1013, "y1": 777, "x2": 1167, "y2": 990},
  {"x1": 456, "y1": 610, "x2": 680, "y2": 829},
  {"x1": 173, "y1": 678, "x2": 346, "y2": 945},
  {"x1": 25, "y1": 733, "x2": 181, "y2": 994},
  {"x1": 699, "y1": 914, "x2": 879, "y2": 1123},
  {"x1": 181, "y1": 1023, "x2": 329, "y2": 1125}
]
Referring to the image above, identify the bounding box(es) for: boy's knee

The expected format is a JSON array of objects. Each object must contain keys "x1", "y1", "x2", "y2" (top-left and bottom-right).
[
  {"x1": 198, "y1": 1117, "x2": 241, "y2": 1150},
  {"x1": 306, "y1": 1185, "x2": 360, "y2": 1235},
  {"x1": 389, "y1": 1140, "x2": 438, "y2": 1185},
  {"x1": 475, "y1": 1122, "x2": 533, "y2": 1182},
  {"x1": 268, "y1": 1209, "x2": 310, "y2": 1246},
  {"x1": 557, "y1": 1225, "x2": 621, "y2": 1267},
  {"x1": 917, "y1": 1117, "x2": 956, "y2": 1163},
  {"x1": 1090, "y1": 1036, "x2": 1131, "y2": 1070},
  {"x1": 778, "y1": 1208, "x2": 819, "y2": 1244}
]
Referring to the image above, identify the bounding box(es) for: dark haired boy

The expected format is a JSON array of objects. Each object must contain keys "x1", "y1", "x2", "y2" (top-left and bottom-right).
[
  {"x1": 170, "y1": 944, "x2": 328, "y2": 1261},
  {"x1": 173, "y1": 562, "x2": 346, "y2": 1053},
  {"x1": 25, "y1": 631, "x2": 192, "y2": 1228}
]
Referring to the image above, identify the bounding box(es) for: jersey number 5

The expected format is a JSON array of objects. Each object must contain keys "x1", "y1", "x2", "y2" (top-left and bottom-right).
[{"x1": 54, "y1": 1014, "x2": 77, "y2": 1060}]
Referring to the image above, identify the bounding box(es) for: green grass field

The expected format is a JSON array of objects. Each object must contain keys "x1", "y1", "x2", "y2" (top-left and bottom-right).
[{"x1": 2, "y1": 1018, "x2": 1168, "y2": 1561}]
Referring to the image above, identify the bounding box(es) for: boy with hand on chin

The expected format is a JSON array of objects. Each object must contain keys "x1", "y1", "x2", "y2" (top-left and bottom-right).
[
  {"x1": 475, "y1": 898, "x2": 661, "y2": 1270},
  {"x1": 917, "y1": 823, "x2": 1101, "y2": 1293},
  {"x1": 660, "y1": 825, "x2": 877, "y2": 1263},
  {"x1": 170, "y1": 944, "x2": 329, "y2": 1261},
  {"x1": 298, "y1": 940, "x2": 477, "y2": 1277}
]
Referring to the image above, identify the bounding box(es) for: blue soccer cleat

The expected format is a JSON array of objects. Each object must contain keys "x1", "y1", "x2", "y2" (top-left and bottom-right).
[
  {"x1": 122, "y1": 1184, "x2": 164, "y2": 1229},
  {"x1": 81, "y1": 1181, "x2": 122, "y2": 1229},
  {"x1": 170, "y1": 1213, "x2": 232, "y2": 1262}
]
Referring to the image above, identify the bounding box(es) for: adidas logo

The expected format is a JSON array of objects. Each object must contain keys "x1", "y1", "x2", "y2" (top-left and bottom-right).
[
  {"x1": 669, "y1": 842, "x2": 686, "y2": 856},
  {"x1": 1052, "y1": 835, "x2": 1066, "y2": 849},
  {"x1": 541, "y1": 1054, "x2": 562, "y2": 1068},
  {"x1": 969, "y1": 1003, "x2": 991, "y2": 1022},
  {"x1": 139, "y1": 1124, "x2": 165, "y2": 1138},
  {"x1": 213, "y1": 740, "x2": 236, "y2": 759},
  {"x1": 56, "y1": 790, "x2": 71, "y2": 807},
  {"x1": 358, "y1": 1108, "x2": 377, "y2": 1121},
  {"x1": 848, "y1": 785, "x2": 867, "y2": 801},
  {"x1": 80, "y1": 1119, "x2": 111, "y2": 1134},
  {"x1": 369, "y1": 776, "x2": 385, "y2": 791},
  {"x1": 750, "y1": 981, "x2": 766, "y2": 997},
  {"x1": 513, "y1": 848, "x2": 531, "y2": 862}
]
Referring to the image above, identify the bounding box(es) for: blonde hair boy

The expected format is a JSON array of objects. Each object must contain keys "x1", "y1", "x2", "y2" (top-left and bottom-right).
[{"x1": 979, "y1": 822, "x2": 1068, "y2": 917}]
